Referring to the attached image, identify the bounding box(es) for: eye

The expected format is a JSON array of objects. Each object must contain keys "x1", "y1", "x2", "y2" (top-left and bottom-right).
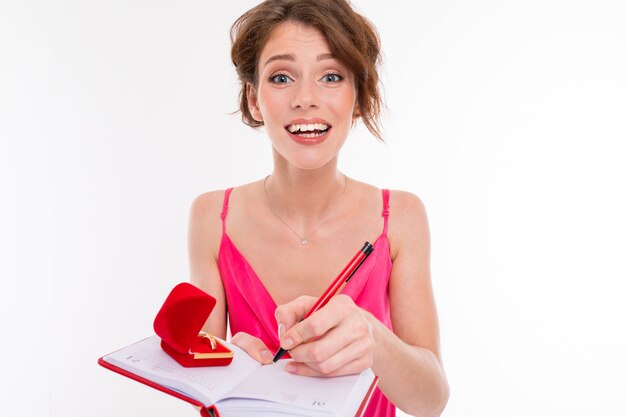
[
  {"x1": 321, "y1": 73, "x2": 344, "y2": 83},
  {"x1": 269, "y1": 73, "x2": 293, "y2": 84}
]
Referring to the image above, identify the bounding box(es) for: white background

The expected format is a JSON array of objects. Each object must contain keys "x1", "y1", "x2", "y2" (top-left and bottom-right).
[{"x1": 2, "y1": 1, "x2": 625, "y2": 416}]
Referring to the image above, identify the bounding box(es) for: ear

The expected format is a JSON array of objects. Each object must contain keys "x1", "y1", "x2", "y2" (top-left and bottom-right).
[
  {"x1": 246, "y1": 82, "x2": 264, "y2": 122},
  {"x1": 352, "y1": 103, "x2": 361, "y2": 121}
]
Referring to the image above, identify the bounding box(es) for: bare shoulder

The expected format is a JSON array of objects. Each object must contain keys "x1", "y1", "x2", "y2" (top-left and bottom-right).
[
  {"x1": 191, "y1": 189, "x2": 225, "y2": 212},
  {"x1": 387, "y1": 190, "x2": 430, "y2": 259},
  {"x1": 188, "y1": 190, "x2": 227, "y2": 259},
  {"x1": 389, "y1": 190, "x2": 428, "y2": 220},
  {"x1": 188, "y1": 181, "x2": 261, "y2": 254},
  {"x1": 190, "y1": 190, "x2": 226, "y2": 227}
]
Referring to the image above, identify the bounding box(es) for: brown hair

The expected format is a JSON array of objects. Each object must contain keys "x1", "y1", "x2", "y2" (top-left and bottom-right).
[{"x1": 230, "y1": 0, "x2": 384, "y2": 140}]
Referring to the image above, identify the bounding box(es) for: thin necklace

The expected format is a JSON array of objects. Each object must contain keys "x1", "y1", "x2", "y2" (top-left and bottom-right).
[{"x1": 263, "y1": 175, "x2": 348, "y2": 245}]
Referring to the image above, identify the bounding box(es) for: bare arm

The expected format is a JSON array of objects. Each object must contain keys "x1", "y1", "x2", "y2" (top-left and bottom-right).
[
  {"x1": 188, "y1": 190, "x2": 274, "y2": 364},
  {"x1": 370, "y1": 191, "x2": 448, "y2": 416},
  {"x1": 188, "y1": 191, "x2": 228, "y2": 339}
]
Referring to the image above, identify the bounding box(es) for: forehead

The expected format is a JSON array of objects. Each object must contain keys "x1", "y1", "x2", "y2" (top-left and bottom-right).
[{"x1": 259, "y1": 21, "x2": 331, "y2": 62}]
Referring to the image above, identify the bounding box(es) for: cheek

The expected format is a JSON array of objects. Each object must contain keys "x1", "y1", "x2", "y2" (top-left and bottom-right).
[
  {"x1": 257, "y1": 89, "x2": 285, "y2": 120},
  {"x1": 329, "y1": 90, "x2": 357, "y2": 123}
]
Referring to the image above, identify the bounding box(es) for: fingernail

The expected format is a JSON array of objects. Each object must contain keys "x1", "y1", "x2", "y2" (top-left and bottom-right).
[
  {"x1": 260, "y1": 350, "x2": 273, "y2": 363},
  {"x1": 285, "y1": 362, "x2": 297, "y2": 373},
  {"x1": 282, "y1": 338, "x2": 294, "y2": 349},
  {"x1": 278, "y1": 322, "x2": 284, "y2": 339}
]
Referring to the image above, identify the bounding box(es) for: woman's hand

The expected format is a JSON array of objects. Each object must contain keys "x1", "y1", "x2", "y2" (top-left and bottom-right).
[
  {"x1": 274, "y1": 295, "x2": 375, "y2": 377},
  {"x1": 230, "y1": 332, "x2": 275, "y2": 365}
]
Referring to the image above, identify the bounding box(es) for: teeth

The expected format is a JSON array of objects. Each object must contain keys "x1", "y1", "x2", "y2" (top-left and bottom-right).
[
  {"x1": 299, "y1": 132, "x2": 324, "y2": 138},
  {"x1": 287, "y1": 123, "x2": 329, "y2": 133}
]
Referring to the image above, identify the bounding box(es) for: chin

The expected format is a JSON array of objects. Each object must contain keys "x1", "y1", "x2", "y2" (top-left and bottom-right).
[
  {"x1": 273, "y1": 140, "x2": 346, "y2": 170},
  {"x1": 274, "y1": 150, "x2": 338, "y2": 171}
]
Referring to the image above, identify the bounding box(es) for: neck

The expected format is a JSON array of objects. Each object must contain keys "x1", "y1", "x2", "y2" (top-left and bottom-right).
[{"x1": 265, "y1": 161, "x2": 347, "y2": 229}]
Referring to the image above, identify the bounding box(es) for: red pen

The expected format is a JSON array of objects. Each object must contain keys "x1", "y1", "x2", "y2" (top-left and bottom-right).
[{"x1": 272, "y1": 241, "x2": 374, "y2": 362}]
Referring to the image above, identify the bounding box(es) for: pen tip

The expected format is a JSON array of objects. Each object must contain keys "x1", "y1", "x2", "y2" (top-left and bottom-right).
[{"x1": 272, "y1": 348, "x2": 286, "y2": 362}]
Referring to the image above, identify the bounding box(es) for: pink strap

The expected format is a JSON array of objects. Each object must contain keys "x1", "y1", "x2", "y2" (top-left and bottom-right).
[
  {"x1": 221, "y1": 188, "x2": 234, "y2": 233},
  {"x1": 382, "y1": 189, "x2": 390, "y2": 235}
]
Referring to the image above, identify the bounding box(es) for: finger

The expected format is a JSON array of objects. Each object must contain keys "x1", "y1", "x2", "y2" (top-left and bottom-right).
[
  {"x1": 286, "y1": 346, "x2": 373, "y2": 378},
  {"x1": 275, "y1": 295, "x2": 317, "y2": 329},
  {"x1": 230, "y1": 332, "x2": 274, "y2": 364},
  {"x1": 274, "y1": 295, "x2": 317, "y2": 339},
  {"x1": 290, "y1": 326, "x2": 374, "y2": 375},
  {"x1": 280, "y1": 295, "x2": 353, "y2": 350},
  {"x1": 288, "y1": 316, "x2": 367, "y2": 362}
]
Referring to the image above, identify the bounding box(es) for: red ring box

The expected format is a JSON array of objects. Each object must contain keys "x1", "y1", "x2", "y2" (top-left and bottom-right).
[{"x1": 153, "y1": 283, "x2": 233, "y2": 367}]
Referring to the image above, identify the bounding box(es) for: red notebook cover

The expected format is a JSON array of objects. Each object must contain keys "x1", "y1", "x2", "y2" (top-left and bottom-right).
[{"x1": 97, "y1": 356, "x2": 220, "y2": 417}]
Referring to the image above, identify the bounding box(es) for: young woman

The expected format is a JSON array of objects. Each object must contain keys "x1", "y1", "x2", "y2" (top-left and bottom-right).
[{"x1": 189, "y1": 1, "x2": 449, "y2": 416}]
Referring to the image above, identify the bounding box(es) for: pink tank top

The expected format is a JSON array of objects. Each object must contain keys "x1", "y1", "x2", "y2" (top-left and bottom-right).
[{"x1": 217, "y1": 188, "x2": 395, "y2": 417}]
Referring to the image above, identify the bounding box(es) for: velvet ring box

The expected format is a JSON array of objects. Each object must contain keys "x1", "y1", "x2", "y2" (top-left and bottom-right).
[{"x1": 153, "y1": 282, "x2": 233, "y2": 367}]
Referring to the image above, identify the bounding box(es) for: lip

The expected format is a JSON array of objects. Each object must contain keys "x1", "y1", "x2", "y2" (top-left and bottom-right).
[
  {"x1": 287, "y1": 128, "x2": 332, "y2": 145},
  {"x1": 284, "y1": 118, "x2": 332, "y2": 146}
]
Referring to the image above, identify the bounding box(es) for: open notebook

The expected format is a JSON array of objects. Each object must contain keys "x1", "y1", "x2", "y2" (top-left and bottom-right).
[{"x1": 99, "y1": 336, "x2": 377, "y2": 417}]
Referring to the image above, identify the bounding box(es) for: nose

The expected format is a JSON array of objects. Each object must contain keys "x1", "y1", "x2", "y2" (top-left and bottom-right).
[{"x1": 291, "y1": 79, "x2": 319, "y2": 110}]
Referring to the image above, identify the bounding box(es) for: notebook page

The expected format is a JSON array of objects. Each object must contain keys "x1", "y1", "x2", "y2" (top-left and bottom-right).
[
  {"x1": 218, "y1": 360, "x2": 375, "y2": 414},
  {"x1": 103, "y1": 336, "x2": 261, "y2": 405},
  {"x1": 213, "y1": 399, "x2": 328, "y2": 417}
]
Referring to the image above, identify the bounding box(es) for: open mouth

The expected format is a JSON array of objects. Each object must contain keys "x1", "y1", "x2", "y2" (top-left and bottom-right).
[{"x1": 285, "y1": 123, "x2": 331, "y2": 138}]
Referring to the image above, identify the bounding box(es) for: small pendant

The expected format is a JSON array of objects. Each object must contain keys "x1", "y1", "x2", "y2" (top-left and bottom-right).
[{"x1": 301, "y1": 239, "x2": 308, "y2": 245}]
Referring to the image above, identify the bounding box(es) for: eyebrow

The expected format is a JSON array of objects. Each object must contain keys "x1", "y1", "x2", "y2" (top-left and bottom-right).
[{"x1": 263, "y1": 53, "x2": 336, "y2": 67}]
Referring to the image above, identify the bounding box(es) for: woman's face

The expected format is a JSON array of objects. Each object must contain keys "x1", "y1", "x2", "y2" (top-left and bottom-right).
[{"x1": 247, "y1": 22, "x2": 358, "y2": 171}]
